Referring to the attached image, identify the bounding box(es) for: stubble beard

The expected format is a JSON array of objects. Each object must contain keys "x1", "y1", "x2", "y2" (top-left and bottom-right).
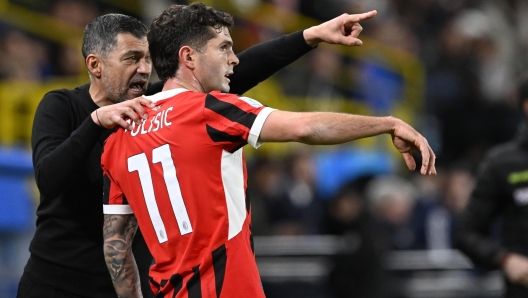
[{"x1": 102, "y1": 75, "x2": 129, "y2": 104}]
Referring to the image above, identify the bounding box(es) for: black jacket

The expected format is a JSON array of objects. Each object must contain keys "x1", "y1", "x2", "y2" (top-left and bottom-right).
[
  {"x1": 455, "y1": 121, "x2": 528, "y2": 297},
  {"x1": 23, "y1": 31, "x2": 313, "y2": 298}
]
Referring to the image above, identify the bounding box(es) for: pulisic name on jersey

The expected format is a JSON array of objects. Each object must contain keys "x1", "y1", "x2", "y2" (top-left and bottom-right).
[{"x1": 125, "y1": 107, "x2": 173, "y2": 136}]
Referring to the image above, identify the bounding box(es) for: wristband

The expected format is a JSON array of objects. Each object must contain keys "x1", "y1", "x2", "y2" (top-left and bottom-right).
[{"x1": 95, "y1": 109, "x2": 102, "y2": 126}]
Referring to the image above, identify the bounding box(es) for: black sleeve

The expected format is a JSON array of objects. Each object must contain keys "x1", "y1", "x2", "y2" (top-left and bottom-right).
[
  {"x1": 229, "y1": 30, "x2": 314, "y2": 95},
  {"x1": 31, "y1": 91, "x2": 105, "y2": 197},
  {"x1": 454, "y1": 155, "x2": 508, "y2": 269}
]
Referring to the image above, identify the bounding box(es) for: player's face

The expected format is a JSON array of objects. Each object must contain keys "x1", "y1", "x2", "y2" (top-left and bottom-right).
[
  {"x1": 194, "y1": 26, "x2": 239, "y2": 93},
  {"x1": 101, "y1": 33, "x2": 151, "y2": 103}
]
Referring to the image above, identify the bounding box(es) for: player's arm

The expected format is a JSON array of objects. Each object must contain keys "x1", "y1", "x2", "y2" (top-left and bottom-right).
[
  {"x1": 103, "y1": 213, "x2": 142, "y2": 298},
  {"x1": 258, "y1": 110, "x2": 435, "y2": 175},
  {"x1": 229, "y1": 10, "x2": 377, "y2": 95}
]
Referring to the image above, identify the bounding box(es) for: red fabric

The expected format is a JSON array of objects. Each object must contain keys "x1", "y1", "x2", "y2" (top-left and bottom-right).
[{"x1": 102, "y1": 90, "x2": 266, "y2": 298}]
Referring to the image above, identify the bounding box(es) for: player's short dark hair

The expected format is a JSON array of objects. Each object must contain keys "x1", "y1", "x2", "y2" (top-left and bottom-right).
[
  {"x1": 82, "y1": 14, "x2": 147, "y2": 60},
  {"x1": 147, "y1": 2, "x2": 234, "y2": 82}
]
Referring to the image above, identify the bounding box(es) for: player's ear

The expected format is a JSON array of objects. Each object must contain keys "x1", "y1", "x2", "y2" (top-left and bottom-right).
[
  {"x1": 86, "y1": 54, "x2": 102, "y2": 78},
  {"x1": 179, "y1": 46, "x2": 195, "y2": 70}
]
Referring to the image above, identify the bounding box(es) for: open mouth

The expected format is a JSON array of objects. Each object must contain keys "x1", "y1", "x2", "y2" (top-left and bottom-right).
[{"x1": 129, "y1": 82, "x2": 146, "y2": 93}]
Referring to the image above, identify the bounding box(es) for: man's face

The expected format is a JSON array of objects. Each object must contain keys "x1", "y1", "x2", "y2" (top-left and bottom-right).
[
  {"x1": 193, "y1": 26, "x2": 239, "y2": 93},
  {"x1": 101, "y1": 33, "x2": 151, "y2": 103}
]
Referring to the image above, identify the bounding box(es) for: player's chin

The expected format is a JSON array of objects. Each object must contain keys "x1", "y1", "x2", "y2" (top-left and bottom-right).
[{"x1": 220, "y1": 83, "x2": 230, "y2": 93}]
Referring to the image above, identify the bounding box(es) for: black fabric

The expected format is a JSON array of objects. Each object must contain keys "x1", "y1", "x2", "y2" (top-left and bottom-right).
[
  {"x1": 205, "y1": 94, "x2": 257, "y2": 128},
  {"x1": 212, "y1": 244, "x2": 227, "y2": 298},
  {"x1": 228, "y1": 30, "x2": 314, "y2": 95},
  {"x1": 103, "y1": 175, "x2": 111, "y2": 205},
  {"x1": 169, "y1": 274, "x2": 183, "y2": 298},
  {"x1": 19, "y1": 29, "x2": 314, "y2": 298},
  {"x1": 17, "y1": 272, "x2": 85, "y2": 298},
  {"x1": 454, "y1": 122, "x2": 528, "y2": 297},
  {"x1": 187, "y1": 266, "x2": 202, "y2": 298},
  {"x1": 206, "y1": 124, "x2": 247, "y2": 144}
]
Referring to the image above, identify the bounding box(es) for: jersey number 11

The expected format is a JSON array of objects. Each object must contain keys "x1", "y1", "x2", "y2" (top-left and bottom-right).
[{"x1": 128, "y1": 144, "x2": 193, "y2": 243}]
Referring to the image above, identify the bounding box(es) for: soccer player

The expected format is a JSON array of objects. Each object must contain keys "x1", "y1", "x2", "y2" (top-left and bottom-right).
[
  {"x1": 19, "y1": 8, "x2": 380, "y2": 298},
  {"x1": 101, "y1": 3, "x2": 435, "y2": 297}
]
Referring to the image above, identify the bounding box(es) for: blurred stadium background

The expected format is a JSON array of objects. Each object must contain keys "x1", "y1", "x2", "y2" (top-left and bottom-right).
[{"x1": 1, "y1": 0, "x2": 528, "y2": 297}]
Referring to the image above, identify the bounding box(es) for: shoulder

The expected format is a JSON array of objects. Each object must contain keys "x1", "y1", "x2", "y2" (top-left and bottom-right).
[
  {"x1": 476, "y1": 141, "x2": 524, "y2": 177},
  {"x1": 40, "y1": 84, "x2": 89, "y2": 106},
  {"x1": 484, "y1": 141, "x2": 522, "y2": 164},
  {"x1": 207, "y1": 91, "x2": 264, "y2": 109}
]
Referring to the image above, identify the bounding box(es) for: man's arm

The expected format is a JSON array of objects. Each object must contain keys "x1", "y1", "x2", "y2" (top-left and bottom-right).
[
  {"x1": 228, "y1": 11, "x2": 377, "y2": 95},
  {"x1": 258, "y1": 110, "x2": 435, "y2": 175},
  {"x1": 453, "y1": 155, "x2": 507, "y2": 268},
  {"x1": 454, "y1": 154, "x2": 528, "y2": 287},
  {"x1": 91, "y1": 97, "x2": 155, "y2": 130},
  {"x1": 103, "y1": 213, "x2": 142, "y2": 298},
  {"x1": 32, "y1": 92, "x2": 105, "y2": 197},
  {"x1": 32, "y1": 91, "x2": 154, "y2": 197}
]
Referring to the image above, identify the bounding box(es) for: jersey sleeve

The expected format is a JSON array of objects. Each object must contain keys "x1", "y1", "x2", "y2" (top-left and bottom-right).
[
  {"x1": 102, "y1": 169, "x2": 133, "y2": 215},
  {"x1": 203, "y1": 91, "x2": 275, "y2": 150}
]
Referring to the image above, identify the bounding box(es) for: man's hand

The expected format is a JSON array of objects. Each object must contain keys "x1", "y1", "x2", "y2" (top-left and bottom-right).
[
  {"x1": 390, "y1": 118, "x2": 436, "y2": 175},
  {"x1": 92, "y1": 97, "x2": 155, "y2": 130},
  {"x1": 303, "y1": 10, "x2": 378, "y2": 47},
  {"x1": 503, "y1": 253, "x2": 528, "y2": 287}
]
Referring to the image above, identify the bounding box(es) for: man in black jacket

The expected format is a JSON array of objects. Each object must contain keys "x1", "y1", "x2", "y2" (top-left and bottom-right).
[
  {"x1": 17, "y1": 9, "x2": 377, "y2": 298},
  {"x1": 455, "y1": 76, "x2": 528, "y2": 297}
]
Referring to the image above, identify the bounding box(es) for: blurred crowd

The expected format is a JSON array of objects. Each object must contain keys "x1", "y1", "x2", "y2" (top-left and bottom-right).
[{"x1": 2, "y1": 0, "x2": 528, "y2": 297}]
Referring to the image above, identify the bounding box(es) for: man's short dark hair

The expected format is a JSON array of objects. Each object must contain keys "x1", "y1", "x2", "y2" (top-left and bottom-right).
[
  {"x1": 82, "y1": 14, "x2": 147, "y2": 59},
  {"x1": 147, "y1": 2, "x2": 234, "y2": 82}
]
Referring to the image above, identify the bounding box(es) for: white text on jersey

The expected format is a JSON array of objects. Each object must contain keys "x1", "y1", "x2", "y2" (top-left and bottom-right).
[{"x1": 125, "y1": 107, "x2": 173, "y2": 136}]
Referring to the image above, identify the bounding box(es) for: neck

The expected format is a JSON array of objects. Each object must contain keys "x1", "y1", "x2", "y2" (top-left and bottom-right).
[
  {"x1": 89, "y1": 80, "x2": 113, "y2": 107},
  {"x1": 163, "y1": 68, "x2": 206, "y2": 93}
]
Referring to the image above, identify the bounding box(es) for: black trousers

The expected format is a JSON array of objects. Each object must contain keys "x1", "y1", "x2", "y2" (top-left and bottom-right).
[{"x1": 17, "y1": 273, "x2": 85, "y2": 298}]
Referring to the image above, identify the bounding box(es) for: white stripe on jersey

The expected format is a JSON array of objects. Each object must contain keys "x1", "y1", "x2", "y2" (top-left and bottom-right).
[
  {"x1": 103, "y1": 204, "x2": 133, "y2": 214},
  {"x1": 221, "y1": 149, "x2": 246, "y2": 240},
  {"x1": 248, "y1": 107, "x2": 276, "y2": 149}
]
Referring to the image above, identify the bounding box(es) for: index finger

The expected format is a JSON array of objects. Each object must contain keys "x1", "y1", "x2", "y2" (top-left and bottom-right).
[
  {"x1": 132, "y1": 97, "x2": 156, "y2": 118},
  {"x1": 137, "y1": 97, "x2": 155, "y2": 108},
  {"x1": 344, "y1": 10, "x2": 378, "y2": 23}
]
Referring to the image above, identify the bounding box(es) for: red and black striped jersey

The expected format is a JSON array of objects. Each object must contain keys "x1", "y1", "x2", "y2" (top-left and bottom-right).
[{"x1": 102, "y1": 88, "x2": 275, "y2": 298}]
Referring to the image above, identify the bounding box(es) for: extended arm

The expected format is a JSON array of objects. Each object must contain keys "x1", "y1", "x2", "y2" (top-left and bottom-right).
[
  {"x1": 258, "y1": 110, "x2": 435, "y2": 175},
  {"x1": 103, "y1": 213, "x2": 142, "y2": 298},
  {"x1": 145, "y1": 30, "x2": 315, "y2": 96},
  {"x1": 228, "y1": 10, "x2": 377, "y2": 95},
  {"x1": 147, "y1": 11, "x2": 377, "y2": 95}
]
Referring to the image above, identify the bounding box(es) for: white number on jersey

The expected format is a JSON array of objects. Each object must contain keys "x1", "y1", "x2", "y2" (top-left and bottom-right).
[{"x1": 128, "y1": 144, "x2": 192, "y2": 243}]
